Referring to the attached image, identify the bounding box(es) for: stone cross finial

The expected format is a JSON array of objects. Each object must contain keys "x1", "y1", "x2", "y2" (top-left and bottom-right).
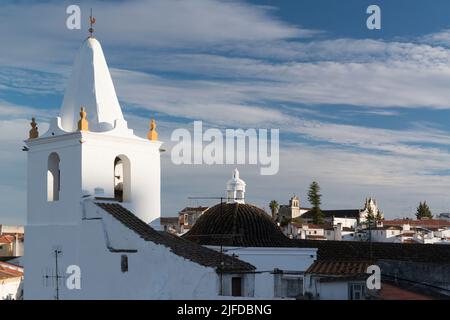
[
  {"x1": 147, "y1": 118, "x2": 158, "y2": 141},
  {"x1": 78, "y1": 107, "x2": 89, "y2": 131},
  {"x1": 29, "y1": 117, "x2": 39, "y2": 139}
]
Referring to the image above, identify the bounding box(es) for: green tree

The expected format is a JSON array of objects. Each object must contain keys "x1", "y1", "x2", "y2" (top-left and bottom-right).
[
  {"x1": 416, "y1": 201, "x2": 433, "y2": 220},
  {"x1": 366, "y1": 205, "x2": 375, "y2": 226},
  {"x1": 308, "y1": 181, "x2": 323, "y2": 224},
  {"x1": 269, "y1": 200, "x2": 279, "y2": 220},
  {"x1": 375, "y1": 209, "x2": 383, "y2": 222}
]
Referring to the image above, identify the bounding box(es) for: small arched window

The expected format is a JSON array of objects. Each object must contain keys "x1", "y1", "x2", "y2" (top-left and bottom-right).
[
  {"x1": 47, "y1": 152, "x2": 60, "y2": 202},
  {"x1": 114, "y1": 155, "x2": 131, "y2": 202}
]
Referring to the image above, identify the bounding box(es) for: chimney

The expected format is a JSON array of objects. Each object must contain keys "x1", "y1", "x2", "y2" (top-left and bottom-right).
[{"x1": 334, "y1": 223, "x2": 343, "y2": 240}]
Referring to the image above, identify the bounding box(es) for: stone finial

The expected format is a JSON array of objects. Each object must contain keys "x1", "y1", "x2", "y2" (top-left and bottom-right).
[
  {"x1": 78, "y1": 107, "x2": 89, "y2": 131},
  {"x1": 29, "y1": 117, "x2": 39, "y2": 139},
  {"x1": 147, "y1": 118, "x2": 158, "y2": 141}
]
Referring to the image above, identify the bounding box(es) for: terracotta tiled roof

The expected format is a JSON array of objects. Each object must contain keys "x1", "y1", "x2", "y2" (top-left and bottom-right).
[
  {"x1": 383, "y1": 219, "x2": 450, "y2": 228},
  {"x1": 0, "y1": 235, "x2": 14, "y2": 244},
  {"x1": 183, "y1": 202, "x2": 293, "y2": 247},
  {"x1": 306, "y1": 224, "x2": 327, "y2": 229},
  {"x1": 96, "y1": 203, "x2": 255, "y2": 272},
  {"x1": 379, "y1": 282, "x2": 433, "y2": 300},
  {"x1": 306, "y1": 260, "x2": 372, "y2": 275},
  {"x1": 0, "y1": 262, "x2": 23, "y2": 280},
  {"x1": 293, "y1": 239, "x2": 450, "y2": 263}
]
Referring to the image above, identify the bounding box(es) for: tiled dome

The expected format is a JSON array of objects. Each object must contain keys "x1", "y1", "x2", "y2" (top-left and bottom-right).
[{"x1": 182, "y1": 202, "x2": 293, "y2": 247}]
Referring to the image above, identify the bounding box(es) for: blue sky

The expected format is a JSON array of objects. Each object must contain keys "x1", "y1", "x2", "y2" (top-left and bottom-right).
[{"x1": 3, "y1": 0, "x2": 450, "y2": 224}]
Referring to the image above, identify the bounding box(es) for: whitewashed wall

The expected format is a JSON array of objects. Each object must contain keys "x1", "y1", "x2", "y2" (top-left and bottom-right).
[
  {"x1": 24, "y1": 200, "x2": 234, "y2": 299},
  {"x1": 208, "y1": 246, "x2": 317, "y2": 298},
  {"x1": 0, "y1": 278, "x2": 22, "y2": 300}
]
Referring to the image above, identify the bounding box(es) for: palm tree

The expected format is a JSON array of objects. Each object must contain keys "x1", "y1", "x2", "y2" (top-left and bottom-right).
[{"x1": 269, "y1": 200, "x2": 279, "y2": 220}]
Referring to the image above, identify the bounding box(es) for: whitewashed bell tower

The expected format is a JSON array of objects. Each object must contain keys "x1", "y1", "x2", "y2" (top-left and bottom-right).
[
  {"x1": 24, "y1": 27, "x2": 163, "y2": 298},
  {"x1": 25, "y1": 36, "x2": 162, "y2": 226}
]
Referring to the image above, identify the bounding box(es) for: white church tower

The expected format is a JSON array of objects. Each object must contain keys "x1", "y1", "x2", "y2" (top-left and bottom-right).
[
  {"x1": 226, "y1": 168, "x2": 246, "y2": 204},
  {"x1": 24, "y1": 30, "x2": 162, "y2": 297},
  {"x1": 26, "y1": 36, "x2": 162, "y2": 225}
]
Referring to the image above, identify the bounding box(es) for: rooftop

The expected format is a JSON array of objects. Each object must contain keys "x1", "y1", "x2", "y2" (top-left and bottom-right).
[
  {"x1": 383, "y1": 219, "x2": 450, "y2": 228},
  {"x1": 96, "y1": 203, "x2": 255, "y2": 272},
  {"x1": 378, "y1": 282, "x2": 433, "y2": 300},
  {"x1": 0, "y1": 262, "x2": 23, "y2": 280},
  {"x1": 0, "y1": 235, "x2": 14, "y2": 244},
  {"x1": 179, "y1": 206, "x2": 209, "y2": 213},
  {"x1": 306, "y1": 260, "x2": 372, "y2": 275},
  {"x1": 293, "y1": 239, "x2": 450, "y2": 263},
  {"x1": 302, "y1": 209, "x2": 360, "y2": 219}
]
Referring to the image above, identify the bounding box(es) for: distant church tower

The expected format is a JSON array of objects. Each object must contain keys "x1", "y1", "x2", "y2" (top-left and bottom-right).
[
  {"x1": 226, "y1": 169, "x2": 246, "y2": 204},
  {"x1": 24, "y1": 33, "x2": 163, "y2": 297}
]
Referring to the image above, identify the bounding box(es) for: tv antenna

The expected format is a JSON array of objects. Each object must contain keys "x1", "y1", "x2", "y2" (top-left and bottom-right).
[{"x1": 43, "y1": 249, "x2": 64, "y2": 300}]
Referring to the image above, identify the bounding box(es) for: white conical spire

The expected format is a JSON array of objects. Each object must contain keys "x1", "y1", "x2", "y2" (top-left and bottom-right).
[
  {"x1": 226, "y1": 168, "x2": 246, "y2": 204},
  {"x1": 60, "y1": 37, "x2": 125, "y2": 132}
]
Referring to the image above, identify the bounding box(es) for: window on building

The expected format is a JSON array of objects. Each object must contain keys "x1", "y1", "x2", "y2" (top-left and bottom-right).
[
  {"x1": 231, "y1": 277, "x2": 242, "y2": 296},
  {"x1": 121, "y1": 255, "x2": 128, "y2": 272},
  {"x1": 47, "y1": 152, "x2": 60, "y2": 202},
  {"x1": 348, "y1": 282, "x2": 365, "y2": 300},
  {"x1": 114, "y1": 156, "x2": 131, "y2": 202},
  {"x1": 275, "y1": 274, "x2": 303, "y2": 298}
]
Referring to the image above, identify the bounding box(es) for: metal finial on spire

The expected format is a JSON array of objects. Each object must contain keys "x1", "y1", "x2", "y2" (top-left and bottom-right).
[{"x1": 89, "y1": 8, "x2": 96, "y2": 38}]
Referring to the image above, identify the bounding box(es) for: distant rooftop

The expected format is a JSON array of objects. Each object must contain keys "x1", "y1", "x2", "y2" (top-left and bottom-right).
[
  {"x1": 383, "y1": 219, "x2": 450, "y2": 228},
  {"x1": 302, "y1": 209, "x2": 360, "y2": 219}
]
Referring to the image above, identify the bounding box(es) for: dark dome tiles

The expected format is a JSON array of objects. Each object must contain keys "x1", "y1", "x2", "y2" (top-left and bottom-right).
[{"x1": 183, "y1": 202, "x2": 293, "y2": 247}]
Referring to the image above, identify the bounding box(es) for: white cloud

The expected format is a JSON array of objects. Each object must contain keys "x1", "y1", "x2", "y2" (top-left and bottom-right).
[
  {"x1": 112, "y1": 68, "x2": 291, "y2": 126},
  {"x1": 420, "y1": 29, "x2": 450, "y2": 47},
  {"x1": 0, "y1": 0, "x2": 315, "y2": 68},
  {"x1": 4, "y1": 1, "x2": 450, "y2": 224}
]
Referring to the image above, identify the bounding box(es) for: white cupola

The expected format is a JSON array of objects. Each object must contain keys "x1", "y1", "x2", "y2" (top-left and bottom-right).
[
  {"x1": 60, "y1": 37, "x2": 125, "y2": 132},
  {"x1": 226, "y1": 168, "x2": 246, "y2": 204}
]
